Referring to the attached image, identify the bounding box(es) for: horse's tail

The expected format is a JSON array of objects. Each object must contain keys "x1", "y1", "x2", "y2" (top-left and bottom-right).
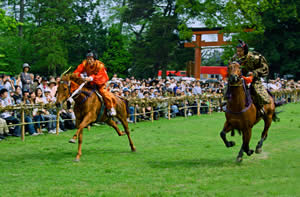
[
  {"x1": 268, "y1": 89, "x2": 284, "y2": 122},
  {"x1": 272, "y1": 111, "x2": 281, "y2": 122},
  {"x1": 118, "y1": 96, "x2": 130, "y2": 118},
  {"x1": 124, "y1": 98, "x2": 130, "y2": 118},
  {"x1": 275, "y1": 100, "x2": 286, "y2": 107}
]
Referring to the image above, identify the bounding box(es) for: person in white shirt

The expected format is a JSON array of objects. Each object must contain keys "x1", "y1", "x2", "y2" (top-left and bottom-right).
[
  {"x1": 0, "y1": 88, "x2": 21, "y2": 137},
  {"x1": 192, "y1": 81, "x2": 202, "y2": 95}
]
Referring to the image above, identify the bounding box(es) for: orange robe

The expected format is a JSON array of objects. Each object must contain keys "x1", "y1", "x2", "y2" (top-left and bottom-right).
[
  {"x1": 73, "y1": 60, "x2": 116, "y2": 109},
  {"x1": 74, "y1": 60, "x2": 109, "y2": 86}
]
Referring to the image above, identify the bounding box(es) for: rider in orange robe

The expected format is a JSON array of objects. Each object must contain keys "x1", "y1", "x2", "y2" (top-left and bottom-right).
[{"x1": 73, "y1": 52, "x2": 117, "y2": 116}]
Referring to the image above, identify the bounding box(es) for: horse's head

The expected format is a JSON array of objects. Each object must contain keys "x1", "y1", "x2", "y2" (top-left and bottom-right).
[
  {"x1": 55, "y1": 74, "x2": 71, "y2": 108},
  {"x1": 228, "y1": 62, "x2": 242, "y2": 86}
]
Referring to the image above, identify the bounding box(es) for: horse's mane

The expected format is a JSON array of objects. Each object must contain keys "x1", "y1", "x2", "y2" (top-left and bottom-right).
[
  {"x1": 62, "y1": 73, "x2": 97, "y2": 90},
  {"x1": 61, "y1": 73, "x2": 85, "y2": 85}
]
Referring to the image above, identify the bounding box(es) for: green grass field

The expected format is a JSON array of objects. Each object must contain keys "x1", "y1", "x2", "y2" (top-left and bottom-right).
[{"x1": 1, "y1": 103, "x2": 300, "y2": 197}]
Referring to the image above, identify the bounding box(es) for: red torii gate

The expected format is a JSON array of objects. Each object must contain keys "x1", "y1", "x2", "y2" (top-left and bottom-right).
[{"x1": 184, "y1": 27, "x2": 252, "y2": 79}]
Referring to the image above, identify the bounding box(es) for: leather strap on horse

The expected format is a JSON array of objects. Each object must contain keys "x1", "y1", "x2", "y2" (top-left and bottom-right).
[
  {"x1": 242, "y1": 76, "x2": 253, "y2": 85},
  {"x1": 78, "y1": 87, "x2": 97, "y2": 105},
  {"x1": 225, "y1": 79, "x2": 253, "y2": 114},
  {"x1": 67, "y1": 81, "x2": 87, "y2": 103}
]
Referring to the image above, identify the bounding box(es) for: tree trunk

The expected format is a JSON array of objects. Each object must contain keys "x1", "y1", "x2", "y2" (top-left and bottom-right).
[
  {"x1": 18, "y1": 0, "x2": 24, "y2": 37},
  {"x1": 119, "y1": 0, "x2": 127, "y2": 34}
]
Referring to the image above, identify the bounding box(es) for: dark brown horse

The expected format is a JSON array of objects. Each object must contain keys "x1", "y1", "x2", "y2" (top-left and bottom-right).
[
  {"x1": 220, "y1": 62, "x2": 277, "y2": 162},
  {"x1": 56, "y1": 74, "x2": 136, "y2": 161}
]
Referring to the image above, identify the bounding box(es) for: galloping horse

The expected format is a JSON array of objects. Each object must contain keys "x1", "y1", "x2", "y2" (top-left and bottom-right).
[
  {"x1": 220, "y1": 62, "x2": 277, "y2": 162},
  {"x1": 56, "y1": 74, "x2": 136, "y2": 161}
]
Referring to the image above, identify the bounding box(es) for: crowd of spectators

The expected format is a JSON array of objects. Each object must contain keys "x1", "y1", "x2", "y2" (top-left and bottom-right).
[
  {"x1": 108, "y1": 74, "x2": 300, "y2": 122},
  {"x1": 0, "y1": 64, "x2": 76, "y2": 140},
  {"x1": 0, "y1": 64, "x2": 300, "y2": 141}
]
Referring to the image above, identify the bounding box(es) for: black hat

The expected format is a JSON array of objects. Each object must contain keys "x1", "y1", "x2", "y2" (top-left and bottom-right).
[
  {"x1": 236, "y1": 40, "x2": 248, "y2": 55},
  {"x1": 86, "y1": 49, "x2": 97, "y2": 59},
  {"x1": 41, "y1": 77, "x2": 48, "y2": 82},
  {"x1": 0, "y1": 88, "x2": 8, "y2": 95},
  {"x1": 86, "y1": 52, "x2": 94, "y2": 57}
]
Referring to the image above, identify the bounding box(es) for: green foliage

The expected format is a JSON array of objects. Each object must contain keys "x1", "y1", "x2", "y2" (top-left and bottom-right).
[
  {"x1": 202, "y1": 49, "x2": 224, "y2": 66},
  {"x1": 0, "y1": 8, "x2": 22, "y2": 75},
  {"x1": 102, "y1": 25, "x2": 132, "y2": 78},
  {"x1": 66, "y1": 0, "x2": 107, "y2": 66},
  {"x1": 29, "y1": 25, "x2": 68, "y2": 76},
  {"x1": 1, "y1": 0, "x2": 299, "y2": 79},
  {"x1": 223, "y1": 0, "x2": 300, "y2": 78},
  {"x1": 0, "y1": 36, "x2": 24, "y2": 75},
  {"x1": 177, "y1": 0, "x2": 300, "y2": 79},
  {"x1": 126, "y1": 0, "x2": 194, "y2": 78}
]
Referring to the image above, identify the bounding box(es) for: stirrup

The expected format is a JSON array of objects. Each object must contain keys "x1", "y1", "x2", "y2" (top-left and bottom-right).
[
  {"x1": 108, "y1": 108, "x2": 117, "y2": 117},
  {"x1": 259, "y1": 108, "x2": 265, "y2": 116}
]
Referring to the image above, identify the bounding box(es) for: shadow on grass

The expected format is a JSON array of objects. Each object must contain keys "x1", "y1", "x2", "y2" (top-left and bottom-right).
[
  {"x1": 148, "y1": 158, "x2": 233, "y2": 168},
  {"x1": 1, "y1": 150, "x2": 74, "y2": 163},
  {"x1": 1, "y1": 147, "x2": 136, "y2": 164}
]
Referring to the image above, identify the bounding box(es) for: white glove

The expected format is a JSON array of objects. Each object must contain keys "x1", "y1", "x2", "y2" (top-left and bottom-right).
[{"x1": 85, "y1": 76, "x2": 93, "y2": 81}]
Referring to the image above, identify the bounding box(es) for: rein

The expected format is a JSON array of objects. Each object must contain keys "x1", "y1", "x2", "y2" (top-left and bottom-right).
[
  {"x1": 78, "y1": 87, "x2": 97, "y2": 105},
  {"x1": 61, "y1": 80, "x2": 96, "y2": 105},
  {"x1": 225, "y1": 78, "x2": 253, "y2": 114}
]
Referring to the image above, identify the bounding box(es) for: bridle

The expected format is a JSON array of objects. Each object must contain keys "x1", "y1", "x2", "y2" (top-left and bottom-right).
[
  {"x1": 60, "y1": 80, "x2": 71, "y2": 96},
  {"x1": 59, "y1": 79, "x2": 95, "y2": 105},
  {"x1": 225, "y1": 64, "x2": 253, "y2": 114}
]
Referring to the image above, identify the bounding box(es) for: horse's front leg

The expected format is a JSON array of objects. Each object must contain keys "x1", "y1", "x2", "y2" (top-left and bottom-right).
[
  {"x1": 69, "y1": 119, "x2": 81, "y2": 143},
  {"x1": 73, "y1": 114, "x2": 95, "y2": 162},
  {"x1": 220, "y1": 121, "x2": 235, "y2": 148},
  {"x1": 237, "y1": 128, "x2": 254, "y2": 162}
]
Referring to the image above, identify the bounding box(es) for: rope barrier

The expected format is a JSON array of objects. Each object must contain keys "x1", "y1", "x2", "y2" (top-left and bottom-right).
[{"x1": 0, "y1": 89, "x2": 299, "y2": 141}]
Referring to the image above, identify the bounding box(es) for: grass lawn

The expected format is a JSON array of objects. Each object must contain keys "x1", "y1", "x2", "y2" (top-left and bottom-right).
[{"x1": 0, "y1": 103, "x2": 300, "y2": 197}]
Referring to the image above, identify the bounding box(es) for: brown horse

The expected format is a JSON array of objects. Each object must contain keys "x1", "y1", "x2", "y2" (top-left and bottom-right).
[
  {"x1": 220, "y1": 62, "x2": 277, "y2": 162},
  {"x1": 56, "y1": 74, "x2": 136, "y2": 161}
]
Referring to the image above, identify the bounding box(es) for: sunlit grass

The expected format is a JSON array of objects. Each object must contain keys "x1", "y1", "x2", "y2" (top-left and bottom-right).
[{"x1": 0, "y1": 103, "x2": 299, "y2": 197}]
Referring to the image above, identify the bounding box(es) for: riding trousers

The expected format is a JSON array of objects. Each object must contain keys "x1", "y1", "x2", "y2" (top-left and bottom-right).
[
  {"x1": 98, "y1": 85, "x2": 116, "y2": 109},
  {"x1": 252, "y1": 81, "x2": 271, "y2": 107}
]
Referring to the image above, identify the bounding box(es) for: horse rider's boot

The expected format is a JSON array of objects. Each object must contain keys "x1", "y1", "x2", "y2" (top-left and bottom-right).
[
  {"x1": 258, "y1": 106, "x2": 265, "y2": 117},
  {"x1": 108, "y1": 107, "x2": 117, "y2": 117},
  {"x1": 221, "y1": 102, "x2": 227, "y2": 111}
]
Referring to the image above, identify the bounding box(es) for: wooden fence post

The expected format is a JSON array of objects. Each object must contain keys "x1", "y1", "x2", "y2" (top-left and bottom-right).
[
  {"x1": 197, "y1": 99, "x2": 200, "y2": 116},
  {"x1": 56, "y1": 110, "x2": 60, "y2": 135},
  {"x1": 209, "y1": 99, "x2": 212, "y2": 115},
  {"x1": 151, "y1": 104, "x2": 154, "y2": 123},
  {"x1": 21, "y1": 107, "x2": 25, "y2": 141},
  {"x1": 184, "y1": 98, "x2": 187, "y2": 118},
  {"x1": 134, "y1": 105, "x2": 137, "y2": 124},
  {"x1": 168, "y1": 103, "x2": 171, "y2": 120}
]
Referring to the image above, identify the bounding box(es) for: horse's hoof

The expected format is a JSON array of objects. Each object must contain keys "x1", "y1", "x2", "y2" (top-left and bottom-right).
[
  {"x1": 247, "y1": 149, "x2": 254, "y2": 156},
  {"x1": 131, "y1": 147, "x2": 136, "y2": 152},
  {"x1": 74, "y1": 158, "x2": 80, "y2": 162},
  {"x1": 227, "y1": 141, "x2": 235, "y2": 147},
  {"x1": 69, "y1": 139, "x2": 76, "y2": 143},
  {"x1": 226, "y1": 141, "x2": 235, "y2": 148},
  {"x1": 120, "y1": 132, "x2": 126, "y2": 136},
  {"x1": 255, "y1": 148, "x2": 262, "y2": 154},
  {"x1": 236, "y1": 157, "x2": 243, "y2": 163}
]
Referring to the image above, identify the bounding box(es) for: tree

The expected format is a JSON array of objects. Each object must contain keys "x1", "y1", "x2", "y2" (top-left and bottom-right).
[
  {"x1": 67, "y1": 0, "x2": 107, "y2": 66},
  {"x1": 102, "y1": 25, "x2": 132, "y2": 78},
  {"x1": 125, "y1": 0, "x2": 193, "y2": 78},
  {"x1": 0, "y1": 8, "x2": 23, "y2": 74},
  {"x1": 177, "y1": 0, "x2": 300, "y2": 79},
  {"x1": 27, "y1": 0, "x2": 79, "y2": 75}
]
